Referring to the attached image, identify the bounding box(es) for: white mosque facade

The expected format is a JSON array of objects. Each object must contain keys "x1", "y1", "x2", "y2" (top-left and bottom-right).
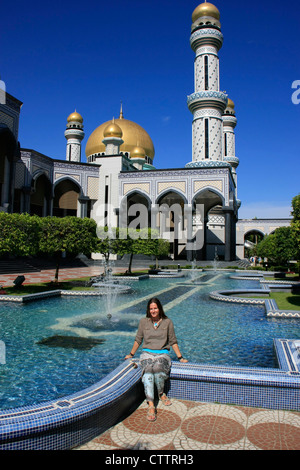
[{"x1": 0, "y1": 3, "x2": 291, "y2": 262}]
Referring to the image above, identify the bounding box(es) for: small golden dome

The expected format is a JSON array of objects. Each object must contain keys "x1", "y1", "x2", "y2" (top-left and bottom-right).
[
  {"x1": 192, "y1": 2, "x2": 220, "y2": 22},
  {"x1": 131, "y1": 146, "x2": 146, "y2": 159},
  {"x1": 67, "y1": 110, "x2": 83, "y2": 123},
  {"x1": 227, "y1": 99, "x2": 235, "y2": 109},
  {"x1": 103, "y1": 119, "x2": 123, "y2": 138},
  {"x1": 86, "y1": 111, "x2": 155, "y2": 159}
]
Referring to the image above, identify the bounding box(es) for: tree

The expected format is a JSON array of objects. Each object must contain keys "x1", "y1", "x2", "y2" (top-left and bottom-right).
[
  {"x1": 39, "y1": 216, "x2": 98, "y2": 282},
  {"x1": 291, "y1": 194, "x2": 300, "y2": 273},
  {"x1": 255, "y1": 226, "x2": 298, "y2": 268},
  {"x1": 140, "y1": 229, "x2": 170, "y2": 269},
  {"x1": 0, "y1": 212, "x2": 41, "y2": 258},
  {"x1": 118, "y1": 228, "x2": 170, "y2": 273},
  {"x1": 95, "y1": 227, "x2": 170, "y2": 274}
]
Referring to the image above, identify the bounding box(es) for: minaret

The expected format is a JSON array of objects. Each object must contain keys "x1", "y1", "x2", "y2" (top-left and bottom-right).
[
  {"x1": 223, "y1": 98, "x2": 239, "y2": 200},
  {"x1": 102, "y1": 118, "x2": 124, "y2": 155},
  {"x1": 186, "y1": 2, "x2": 228, "y2": 166},
  {"x1": 64, "y1": 111, "x2": 84, "y2": 162}
]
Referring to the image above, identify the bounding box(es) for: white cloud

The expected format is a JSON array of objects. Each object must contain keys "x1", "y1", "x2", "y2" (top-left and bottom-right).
[{"x1": 238, "y1": 202, "x2": 292, "y2": 220}]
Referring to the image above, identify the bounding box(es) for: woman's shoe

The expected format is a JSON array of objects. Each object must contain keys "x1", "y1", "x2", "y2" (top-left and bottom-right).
[
  {"x1": 160, "y1": 394, "x2": 172, "y2": 406},
  {"x1": 147, "y1": 405, "x2": 156, "y2": 421}
]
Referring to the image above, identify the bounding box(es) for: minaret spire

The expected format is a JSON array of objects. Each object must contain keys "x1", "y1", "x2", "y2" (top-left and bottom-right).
[
  {"x1": 119, "y1": 101, "x2": 124, "y2": 119},
  {"x1": 186, "y1": 2, "x2": 227, "y2": 166}
]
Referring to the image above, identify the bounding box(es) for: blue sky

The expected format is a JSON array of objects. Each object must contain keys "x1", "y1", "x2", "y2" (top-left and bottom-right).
[{"x1": 1, "y1": 0, "x2": 299, "y2": 219}]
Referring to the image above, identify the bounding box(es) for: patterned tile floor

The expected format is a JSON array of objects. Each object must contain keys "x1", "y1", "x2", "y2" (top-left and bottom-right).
[
  {"x1": 1, "y1": 267, "x2": 300, "y2": 451},
  {"x1": 76, "y1": 398, "x2": 300, "y2": 451}
]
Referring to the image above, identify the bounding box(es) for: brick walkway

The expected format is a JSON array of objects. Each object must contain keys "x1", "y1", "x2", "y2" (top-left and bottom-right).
[{"x1": 76, "y1": 398, "x2": 300, "y2": 450}]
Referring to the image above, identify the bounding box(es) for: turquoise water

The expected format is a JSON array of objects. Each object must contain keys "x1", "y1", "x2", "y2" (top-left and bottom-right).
[{"x1": 0, "y1": 272, "x2": 299, "y2": 410}]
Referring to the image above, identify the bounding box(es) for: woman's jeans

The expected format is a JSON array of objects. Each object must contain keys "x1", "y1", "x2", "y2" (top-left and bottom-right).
[{"x1": 140, "y1": 351, "x2": 171, "y2": 402}]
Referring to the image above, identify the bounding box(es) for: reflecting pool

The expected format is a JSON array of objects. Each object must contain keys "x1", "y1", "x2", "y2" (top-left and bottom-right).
[{"x1": 0, "y1": 272, "x2": 299, "y2": 410}]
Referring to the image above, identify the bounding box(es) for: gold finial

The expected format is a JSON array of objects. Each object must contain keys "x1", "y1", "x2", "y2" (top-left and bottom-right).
[{"x1": 119, "y1": 101, "x2": 124, "y2": 119}]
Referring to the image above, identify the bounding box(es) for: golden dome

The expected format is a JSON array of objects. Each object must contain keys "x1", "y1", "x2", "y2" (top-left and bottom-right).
[
  {"x1": 103, "y1": 119, "x2": 123, "y2": 138},
  {"x1": 67, "y1": 110, "x2": 83, "y2": 123},
  {"x1": 192, "y1": 2, "x2": 220, "y2": 22},
  {"x1": 85, "y1": 113, "x2": 155, "y2": 159},
  {"x1": 131, "y1": 146, "x2": 146, "y2": 159},
  {"x1": 227, "y1": 99, "x2": 235, "y2": 109}
]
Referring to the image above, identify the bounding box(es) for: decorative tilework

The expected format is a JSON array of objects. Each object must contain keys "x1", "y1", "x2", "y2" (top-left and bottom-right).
[
  {"x1": 55, "y1": 173, "x2": 80, "y2": 182},
  {"x1": 157, "y1": 181, "x2": 186, "y2": 194},
  {"x1": 0, "y1": 111, "x2": 14, "y2": 132},
  {"x1": 0, "y1": 361, "x2": 143, "y2": 450},
  {"x1": 194, "y1": 179, "x2": 223, "y2": 193},
  {"x1": 87, "y1": 176, "x2": 99, "y2": 199},
  {"x1": 14, "y1": 162, "x2": 25, "y2": 188},
  {"x1": 168, "y1": 361, "x2": 300, "y2": 412},
  {"x1": 123, "y1": 182, "x2": 150, "y2": 195}
]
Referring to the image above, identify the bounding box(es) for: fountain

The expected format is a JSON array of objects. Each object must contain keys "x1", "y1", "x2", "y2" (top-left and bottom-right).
[
  {"x1": 91, "y1": 258, "x2": 132, "y2": 318},
  {"x1": 212, "y1": 247, "x2": 219, "y2": 272},
  {"x1": 92, "y1": 225, "x2": 132, "y2": 318}
]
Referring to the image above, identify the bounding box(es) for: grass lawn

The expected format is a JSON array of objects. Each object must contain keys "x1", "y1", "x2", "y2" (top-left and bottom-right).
[{"x1": 270, "y1": 292, "x2": 300, "y2": 310}]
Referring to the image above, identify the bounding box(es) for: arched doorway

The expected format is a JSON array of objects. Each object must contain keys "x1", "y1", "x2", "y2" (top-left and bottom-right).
[
  {"x1": 244, "y1": 229, "x2": 265, "y2": 258},
  {"x1": 192, "y1": 189, "x2": 225, "y2": 260},
  {"x1": 0, "y1": 125, "x2": 17, "y2": 211},
  {"x1": 119, "y1": 191, "x2": 151, "y2": 231},
  {"x1": 156, "y1": 190, "x2": 187, "y2": 259},
  {"x1": 53, "y1": 179, "x2": 81, "y2": 217},
  {"x1": 30, "y1": 173, "x2": 52, "y2": 216}
]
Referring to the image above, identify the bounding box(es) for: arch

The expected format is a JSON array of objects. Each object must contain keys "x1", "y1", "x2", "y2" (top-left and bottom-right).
[
  {"x1": 53, "y1": 176, "x2": 84, "y2": 197},
  {"x1": 30, "y1": 172, "x2": 52, "y2": 216},
  {"x1": 244, "y1": 228, "x2": 266, "y2": 239},
  {"x1": 119, "y1": 190, "x2": 152, "y2": 231},
  {"x1": 192, "y1": 189, "x2": 227, "y2": 261},
  {"x1": 53, "y1": 177, "x2": 82, "y2": 217},
  {"x1": 192, "y1": 187, "x2": 225, "y2": 215},
  {"x1": 155, "y1": 190, "x2": 187, "y2": 260},
  {"x1": 156, "y1": 188, "x2": 188, "y2": 206},
  {"x1": 0, "y1": 125, "x2": 18, "y2": 210},
  {"x1": 243, "y1": 229, "x2": 265, "y2": 258}
]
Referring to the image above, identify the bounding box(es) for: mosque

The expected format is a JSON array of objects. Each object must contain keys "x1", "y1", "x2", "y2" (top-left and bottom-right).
[{"x1": 0, "y1": 2, "x2": 290, "y2": 262}]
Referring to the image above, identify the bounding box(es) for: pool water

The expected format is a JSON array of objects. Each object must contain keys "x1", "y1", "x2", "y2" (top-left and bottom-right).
[{"x1": 0, "y1": 272, "x2": 299, "y2": 410}]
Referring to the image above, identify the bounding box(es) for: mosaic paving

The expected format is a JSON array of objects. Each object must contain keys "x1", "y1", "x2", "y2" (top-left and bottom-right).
[{"x1": 76, "y1": 398, "x2": 300, "y2": 450}]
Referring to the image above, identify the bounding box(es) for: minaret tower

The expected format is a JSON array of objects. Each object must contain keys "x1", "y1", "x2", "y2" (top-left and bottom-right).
[
  {"x1": 64, "y1": 111, "x2": 84, "y2": 162},
  {"x1": 223, "y1": 98, "x2": 240, "y2": 202},
  {"x1": 186, "y1": 2, "x2": 228, "y2": 167}
]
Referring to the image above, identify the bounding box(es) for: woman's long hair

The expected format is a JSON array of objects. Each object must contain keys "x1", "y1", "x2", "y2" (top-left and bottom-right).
[{"x1": 146, "y1": 297, "x2": 167, "y2": 319}]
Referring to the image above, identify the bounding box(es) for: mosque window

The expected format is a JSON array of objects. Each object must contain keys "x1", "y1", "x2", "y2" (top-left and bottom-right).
[
  {"x1": 205, "y1": 119, "x2": 209, "y2": 158},
  {"x1": 204, "y1": 56, "x2": 209, "y2": 90},
  {"x1": 224, "y1": 133, "x2": 227, "y2": 156}
]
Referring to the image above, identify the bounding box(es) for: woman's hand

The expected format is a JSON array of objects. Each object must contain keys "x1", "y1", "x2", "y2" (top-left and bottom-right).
[
  {"x1": 125, "y1": 354, "x2": 133, "y2": 360},
  {"x1": 180, "y1": 358, "x2": 188, "y2": 363}
]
